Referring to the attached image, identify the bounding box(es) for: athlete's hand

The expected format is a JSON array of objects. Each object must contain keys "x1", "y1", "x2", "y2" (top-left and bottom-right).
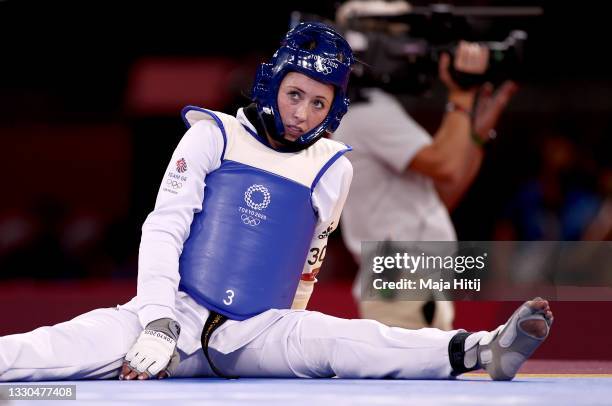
[{"x1": 120, "y1": 318, "x2": 181, "y2": 380}]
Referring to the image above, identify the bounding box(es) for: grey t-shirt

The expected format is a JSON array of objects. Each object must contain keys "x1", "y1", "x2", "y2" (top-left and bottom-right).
[{"x1": 334, "y1": 88, "x2": 456, "y2": 261}]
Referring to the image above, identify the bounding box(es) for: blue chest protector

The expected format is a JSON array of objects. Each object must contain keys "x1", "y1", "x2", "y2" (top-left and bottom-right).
[{"x1": 178, "y1": 106, "x2": 350, "y2": 320}]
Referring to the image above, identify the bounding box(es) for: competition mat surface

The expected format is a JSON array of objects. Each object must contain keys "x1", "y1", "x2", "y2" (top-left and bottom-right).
[{"x1": 1, "y1": 360, "x2": 610, "y2": 405}]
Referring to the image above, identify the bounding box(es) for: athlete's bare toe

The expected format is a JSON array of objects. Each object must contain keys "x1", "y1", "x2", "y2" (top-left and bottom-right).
[
  {"x1": 527, "y1": 297, "x2": 548, "y2": 310},
  {"x1": 519, "y1": 318, "x2": 548, "y2": 338}
]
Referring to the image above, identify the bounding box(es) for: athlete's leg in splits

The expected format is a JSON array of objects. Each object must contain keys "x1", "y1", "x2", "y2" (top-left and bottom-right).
[
  {"x1": 213, "y1": 298, "x2": 553, "y2": 380},
  {"x1": 1, "y1": 298, "x2": 552, "y2": 381},
  {"x1": 0, "y1": 307, "x2": 141, "y2": 382}
]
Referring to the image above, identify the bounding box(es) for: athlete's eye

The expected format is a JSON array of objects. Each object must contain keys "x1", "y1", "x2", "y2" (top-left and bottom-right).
[{"x1": 313, "y1": 99, "x2": 325, "y2": 110}]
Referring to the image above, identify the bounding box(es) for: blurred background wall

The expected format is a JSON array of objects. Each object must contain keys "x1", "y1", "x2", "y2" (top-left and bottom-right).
[{"x1": 1, "y1": 1, "x2": 611, "y2": 359}]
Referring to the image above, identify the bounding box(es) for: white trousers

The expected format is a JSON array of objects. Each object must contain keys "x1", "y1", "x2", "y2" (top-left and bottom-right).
[{"x1": 0, "y1": 295, "x2": 457, "y2": 382}]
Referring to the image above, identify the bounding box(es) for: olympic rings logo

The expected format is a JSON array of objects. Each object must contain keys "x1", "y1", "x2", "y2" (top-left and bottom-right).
[
  {"x1": 314, "y1": 57, "x2": 333, "y2": 75},
  {"x1": 166, "y1": 179, "x2": 182, "y2": 189},
  {"x1": 244, "y1": 184, "x2": 271, "y2": 211},
  {"x1": 241, "y1": 214, "x2": 260, "y2": 226}
]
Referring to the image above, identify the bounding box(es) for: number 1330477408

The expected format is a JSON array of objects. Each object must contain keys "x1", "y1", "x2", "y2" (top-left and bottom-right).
[{"x1": 2, "y1": 385, "x2": 76, "y2": 400}]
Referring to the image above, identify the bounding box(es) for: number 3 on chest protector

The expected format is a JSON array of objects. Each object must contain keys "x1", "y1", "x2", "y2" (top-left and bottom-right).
[{"x1": 223, "y1": 290, "x2": 235, "y2": 305}]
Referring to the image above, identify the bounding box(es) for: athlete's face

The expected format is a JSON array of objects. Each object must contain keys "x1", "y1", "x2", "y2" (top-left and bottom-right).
[{"x1": 276, "y1": 71, "x2": 334, "y2": 142}]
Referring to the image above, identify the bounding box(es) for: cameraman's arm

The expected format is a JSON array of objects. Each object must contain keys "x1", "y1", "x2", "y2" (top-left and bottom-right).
[
  {"x1": 409, "y1": 42, "x2": 485, "y2": 184},
  {"x1": 409, "y1": 87, "x2": 476, "y2": 177},
  {"x1": 447, "y1": 81, "x2": 519, "y2": 209},
  {"x1": 434, "y1": 79, "x2": 518, "y2": 210},
  {"x1": 425, "y1": 89, "x2": 482, "y2": 211},
  {"x1": 410, "y1": 42, "x2": 516, "y2": 210}
]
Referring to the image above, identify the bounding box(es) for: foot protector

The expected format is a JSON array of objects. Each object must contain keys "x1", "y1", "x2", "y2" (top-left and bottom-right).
[{"x1": 478, "y1": 298, "x2": 553, "y2": 381}]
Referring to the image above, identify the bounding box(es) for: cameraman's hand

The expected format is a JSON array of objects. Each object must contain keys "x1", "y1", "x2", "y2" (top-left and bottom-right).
[
  {"x1": 439, "y1": 41, "x2": 489, "y2": 104},
  {"x1": 473, "y1": 81, "x2": 518, "y2": 141},
  {"x1": 120, "y1": 318, "x2": 181, "y2": 380}
]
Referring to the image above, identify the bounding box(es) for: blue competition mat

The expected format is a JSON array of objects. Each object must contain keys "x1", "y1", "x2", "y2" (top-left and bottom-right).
[{"x1": 2, "y1": 375, "x2": 612, "y2": 405}]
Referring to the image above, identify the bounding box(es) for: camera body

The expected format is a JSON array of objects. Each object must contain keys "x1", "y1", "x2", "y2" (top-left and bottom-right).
[{"x1": 331, "y1": 3, "x2": 536, "y2": 95}]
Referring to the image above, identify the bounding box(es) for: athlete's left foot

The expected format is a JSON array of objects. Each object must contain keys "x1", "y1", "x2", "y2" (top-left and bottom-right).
[{"x1": 478, "y1": 297, "x2": 554, "y2": 381}]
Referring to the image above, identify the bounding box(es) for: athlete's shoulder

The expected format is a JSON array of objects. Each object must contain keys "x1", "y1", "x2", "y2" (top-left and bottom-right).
[
  {"x1": 311, "y1": 136, "x2": 352, "y2": 155},
  {"x1": 315, "y1": 151, "x2": 353, "y2": 190},
  {"x1": 181, "y1": 105, "x2": 241, "y2": 132},
  {"x1": 331, "y1": 154, "x2": 353, "y2": 179}
]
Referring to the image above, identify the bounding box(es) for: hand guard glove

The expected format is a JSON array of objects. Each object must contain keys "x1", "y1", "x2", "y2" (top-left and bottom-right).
[{"x1": 124, "y1": 318, "x2": 181, "y2": 377}]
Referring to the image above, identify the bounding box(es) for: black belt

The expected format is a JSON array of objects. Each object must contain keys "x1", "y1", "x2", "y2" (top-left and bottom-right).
[{"x1": 201, "y1": 310, "x2": 239, "y2": 379}]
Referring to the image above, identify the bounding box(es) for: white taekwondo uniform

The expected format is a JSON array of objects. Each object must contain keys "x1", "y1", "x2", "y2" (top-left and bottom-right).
[{"x1": 0, "y1": 107, "x2": 458, "y2": 381}]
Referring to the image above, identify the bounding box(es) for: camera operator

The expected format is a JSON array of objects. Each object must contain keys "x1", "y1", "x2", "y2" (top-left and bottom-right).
[{"x1": 333, "y1": 0, "x2": 518, "y2": 330}]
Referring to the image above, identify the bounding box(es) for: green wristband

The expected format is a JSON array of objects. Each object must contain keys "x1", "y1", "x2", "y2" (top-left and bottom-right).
[
  {"x1": 471, "y1": 129, "x2": 497, "y2": 147},
  {"x1": 471, "y1": 130, "x2": 487, "y2": 146}
]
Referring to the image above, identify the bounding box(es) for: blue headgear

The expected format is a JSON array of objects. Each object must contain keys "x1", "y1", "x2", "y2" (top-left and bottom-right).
[{"x1": 251, "y1": 22, "x2": 354, "y2": 150}]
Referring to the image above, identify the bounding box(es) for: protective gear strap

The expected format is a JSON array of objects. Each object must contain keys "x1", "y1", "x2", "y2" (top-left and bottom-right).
[
  {"x1": 147, "y1": 318, "x2": 181, "y2": 341},
  {"x1": 448, "y1": 331, "x2": 479, "y2": 376},
  {"x1": 200, "y1": 311, "x2": 238, "y2": 379}
]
